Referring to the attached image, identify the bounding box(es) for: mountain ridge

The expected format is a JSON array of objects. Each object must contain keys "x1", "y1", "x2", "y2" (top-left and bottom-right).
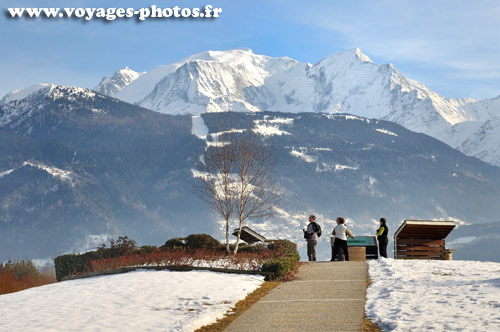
[
  {"x1": 89, "y1": 48, "x2": 500, "y2": 166},
  {"x1": 1, "y1": 86, "x2": 499, "y2": 261}
]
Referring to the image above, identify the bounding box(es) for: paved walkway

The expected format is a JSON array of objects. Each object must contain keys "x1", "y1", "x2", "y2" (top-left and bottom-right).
[{"x1": 224, "y1": 261, "x2": 368, "y2": 332}]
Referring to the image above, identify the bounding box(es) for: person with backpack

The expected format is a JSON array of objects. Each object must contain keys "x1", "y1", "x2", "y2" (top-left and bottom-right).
[
  {"x1": 331, "y1": 217, "x2": 355, "y2": 261},
  {"x1": 303, "y1": 215, "x2": 322, "y2": 261},
  {"x1": 376, "y1": 217, "x2": 389, "y2": 258}
]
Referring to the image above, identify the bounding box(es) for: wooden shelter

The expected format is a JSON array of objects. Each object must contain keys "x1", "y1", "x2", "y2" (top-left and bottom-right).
[
  {"x1": 232, "y1": 226, "x2": 267, "y2": 244},
  {"x1": 394, "y1": 220, "x2": 456, "y2": 259}
]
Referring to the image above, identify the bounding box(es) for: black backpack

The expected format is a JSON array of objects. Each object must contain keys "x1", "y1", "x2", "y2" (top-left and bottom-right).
[{"x1": 312, "y1": 222, "x2": 322, "y2": 237}]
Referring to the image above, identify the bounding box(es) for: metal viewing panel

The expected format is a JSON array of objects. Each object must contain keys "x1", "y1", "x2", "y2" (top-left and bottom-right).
[{"x1": 347, "y1": 236, "x2": 376, "y2": 247}]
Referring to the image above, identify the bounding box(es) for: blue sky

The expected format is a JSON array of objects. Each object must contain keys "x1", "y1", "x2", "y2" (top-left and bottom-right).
[{"x1": 1, "y1": 0, "x2": 499, "y2": 99}]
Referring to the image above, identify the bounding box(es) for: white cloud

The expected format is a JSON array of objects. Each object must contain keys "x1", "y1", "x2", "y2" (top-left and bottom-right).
[{"x1": 290, "y1": 0, "x2": 500, "y2": 98}]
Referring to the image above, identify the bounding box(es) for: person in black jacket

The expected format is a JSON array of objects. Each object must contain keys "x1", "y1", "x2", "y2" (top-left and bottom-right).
[{"x1": 376, "y1": 218, "x2": 389, "y2": 258}]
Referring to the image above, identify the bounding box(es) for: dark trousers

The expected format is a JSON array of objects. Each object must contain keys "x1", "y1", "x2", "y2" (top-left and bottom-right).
[
  {"x1": 332, "y1": 238, "x2": 349, "y2": 261},
  {"x1": 307, "y1": 240, "x2": 317, "y2": 261},
  {"x1": 378, "y1": 238, "x2": 388, "y2": 258}
]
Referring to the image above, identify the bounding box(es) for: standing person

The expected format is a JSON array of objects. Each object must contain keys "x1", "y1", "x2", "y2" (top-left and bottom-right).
[
  {"x1": 332, "y1": 217, "x2": 355, "y2": 261},
  {"x1": 303, "y1": 215, "x2": 321, "y2": 261},
  {"x1": 376, "y1": 218, "x2": 389, "y2": 258}
]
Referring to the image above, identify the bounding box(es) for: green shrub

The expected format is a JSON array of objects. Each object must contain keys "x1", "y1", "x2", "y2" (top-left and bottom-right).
[
  {"x1": 261, "y1": 253, "x2": 300, "y2": 281},
  {"x1": 161, "y1": 237, "x2": 186, "y2": 250},
  {"x1": 136, "y1": 245, "x2": 157, "y2": 254},
  {"x1": 185, "y1": 234, "x2": 220, "y2": 250},
  {"x1": 54, "y1": 251, "x2": 100, "y2": 281},
  {"x1": 1, "y1": 260, "x2": 40, "y2": 281},
  {"x1": 266, "y1": 239, "x2": 297, "y2": 256},
  {"x1": 238, "y1": 243, "x2": 267, "y2": 254}
]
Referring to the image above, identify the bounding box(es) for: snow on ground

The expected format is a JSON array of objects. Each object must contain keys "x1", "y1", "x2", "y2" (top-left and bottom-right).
[
  {"x1": 0, "y1": 270, "x2": 264, "y2": 332},
  {"x1": 252, "y1": 117, "x2": 293, "y2": 136},
  {"x1": 0, "y1": 168, "x2": 15, "y2": 178},
  {"x1": 290, "y1": 148, "x2": 316, "y2": 163},
  {"x1": 375, "y1": 128, "x2": 398, "y2": 137},
  {"x1": 316, "y1": 162, "x2": 359, "y2": 172},
  {"x1": 191, "y1": 115, "x2": 209, "y2": 139},
  {"x1": 23, "y1": 161, "x2": 73, "y2": 184},
  {"x1": 367, "y1": 259, "x2": 500, "y2": 332}
]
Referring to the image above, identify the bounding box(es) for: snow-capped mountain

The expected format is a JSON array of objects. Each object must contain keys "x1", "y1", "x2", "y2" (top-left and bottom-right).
[
  {"x1": 93, "y1": 48, "x2": 500, "y2": 166},
  {"x1": 94, "y1": 67, "x2": 145, "y2": 97}
]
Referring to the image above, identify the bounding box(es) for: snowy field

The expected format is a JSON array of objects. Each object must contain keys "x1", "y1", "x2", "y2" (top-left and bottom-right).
[
  {"x1": 0, "y1": 270, "x2": 264, "y2": 332},
  {"x1": 366, "y1": 259, "x2": 500, "y2": 332}
]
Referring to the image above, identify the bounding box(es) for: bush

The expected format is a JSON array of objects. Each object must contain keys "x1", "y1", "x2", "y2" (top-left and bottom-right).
[
  {"x1": 185, "y1": 234, "x2": 221, "y2": 250},
  {"x1": 0, "y1": 260, "x2": 55, "y2": 295},
  {"x1": 161, "y1": 237, "x2": 186, "y2": 250},
  {"x1": 136, "y1": 245, "x2": 157, "y2": 254},
  {"x1": 97, "y1": 236, "x2": 136, "y2": 259},
  {"x1": 54, "y1": 251, "x2": 100, "y2": 281},
  {"x1": 261, "y1": 240, "x2": 299, "y2": 280},
  {"x1": 1, "y1": 260, "x2": 40, "y2": 281},
  {"x1": 261, "y1": 253, "x2": 300, "y2": 281},
  {"x1": 266, "y1": 240, "x2": 297, "y2": 256},
  {"x1": 238, "y1": 243, "x2": 268, "y2": 254}
]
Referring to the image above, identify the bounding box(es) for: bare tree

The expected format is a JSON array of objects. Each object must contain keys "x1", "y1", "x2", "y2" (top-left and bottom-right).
[
  {"x1": 232, "y1": 130, "x2": 279, "y2": 253},
  {"x1": 195, "y1": 121, "x2": 280, "y2": 254},
  {"x1": 195, "y1": 130, "x2": 236, "y2": 253}
]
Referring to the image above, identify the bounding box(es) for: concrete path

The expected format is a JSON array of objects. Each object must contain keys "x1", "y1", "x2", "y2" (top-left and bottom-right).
[{"x1": 224, "y1": 261, "x2": 368, "y2": 332}]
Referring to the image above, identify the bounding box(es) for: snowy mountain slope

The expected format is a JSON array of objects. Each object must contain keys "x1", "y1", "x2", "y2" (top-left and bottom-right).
[
  {"x1": 442, "y1": 96, "x2": 500, "y2": 166},
  {"x1": 94, "y1": 67, "x2": 145, "y2": 97},
  {"x1": 2, "y1": 86, "x2": 500, "y2": 261},
  {"x1": 93, "y1": 48, "x2": 500, "y2": 166}
]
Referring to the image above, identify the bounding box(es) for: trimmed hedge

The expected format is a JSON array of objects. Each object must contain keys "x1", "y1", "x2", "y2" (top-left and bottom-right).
[
  {"x1": 161, "y1": 237, "x2": 185, "y2": 250},
  {"x1": 54, "y1": 251, "x2": 100, "y2": 281},
  {"x1": 54, "y1": 235, "x2": 299, "y2": 282},
  {"x1": 266, "y1": 239, "x2": 297, "y2": 256},
  {"x1": 237, "y1": 243, "x2": 267, "y2": 254},
  {"x1": 261, "y1": 239, "x2": 300, "y2": 280},
  {"x1": 261, "y1": 253, "x2": 300, "y2": 281},
  {"x1": 185, "y1": 234, "x2": 220, "y2": 250}
]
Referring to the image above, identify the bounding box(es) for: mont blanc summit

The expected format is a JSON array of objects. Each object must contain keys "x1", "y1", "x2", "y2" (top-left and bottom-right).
[{"x1": 93, "y1": 48, "x2": 500, "y2": 166}]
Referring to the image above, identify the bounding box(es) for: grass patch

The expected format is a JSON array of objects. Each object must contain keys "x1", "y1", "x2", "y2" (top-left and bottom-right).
[
  {"x1": 195, "y1": 281, "x2": 279, "y2": 332},
  {"x1": 362, "y1": 274, "x2": 384, "y2": 332}
]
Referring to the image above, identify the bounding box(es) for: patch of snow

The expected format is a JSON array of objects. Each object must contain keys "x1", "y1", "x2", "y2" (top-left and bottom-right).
[
  {"x1": 316, "y1": 163, "x2": 359, "y2": 172},
  {"x1": 191, "y1": 115, "x2": 209, "y2": 140},
  {"x1": 290, "y1": 148, "x2": 316, "y2": 163},
  {"x1": 0, "y1": 270, "x2": 264, "y2": 332},
  {"x1": 375, "y1": 128, "x2": 398, "y2": 137},
  {"x1": 206, "y1": 141, "x2": 231, "y2": 148},
  {"x1": 209, "y1": 129, "x2": 246, "y2": 140},
  {"x1": 367, "y1": 259, "x2": 500, "y2": 332},
  {"x1": 253, "y1": 124, "x2": 290, "y2": 136},
  {"x1": 0, "y1": 169, "x2": 15, "y2": 178},
  {"x1": 23, "y1": 161, "x2": 73, "y2": 185}
]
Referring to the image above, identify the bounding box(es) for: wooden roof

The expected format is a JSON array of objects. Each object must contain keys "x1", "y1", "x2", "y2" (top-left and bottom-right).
[
  {"x1": 232, "y1": 226, "x2": 267, "y2": 244},
  {"x1": 394, "y1": 220, "x2": 456, "y2": 240}
]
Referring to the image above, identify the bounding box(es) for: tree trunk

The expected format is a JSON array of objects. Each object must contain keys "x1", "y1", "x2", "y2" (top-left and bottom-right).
[
  {"x1": 225, "y1": 217, "x2": 230, "y2": 253},
  {"x1": 234, "y1": 219, "x2": 243, "y2": 254}
]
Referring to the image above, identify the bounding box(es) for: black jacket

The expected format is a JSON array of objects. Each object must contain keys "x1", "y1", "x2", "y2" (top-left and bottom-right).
[{"x1": 376, "y1": 224, "x2": 388, "y2": 241}]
